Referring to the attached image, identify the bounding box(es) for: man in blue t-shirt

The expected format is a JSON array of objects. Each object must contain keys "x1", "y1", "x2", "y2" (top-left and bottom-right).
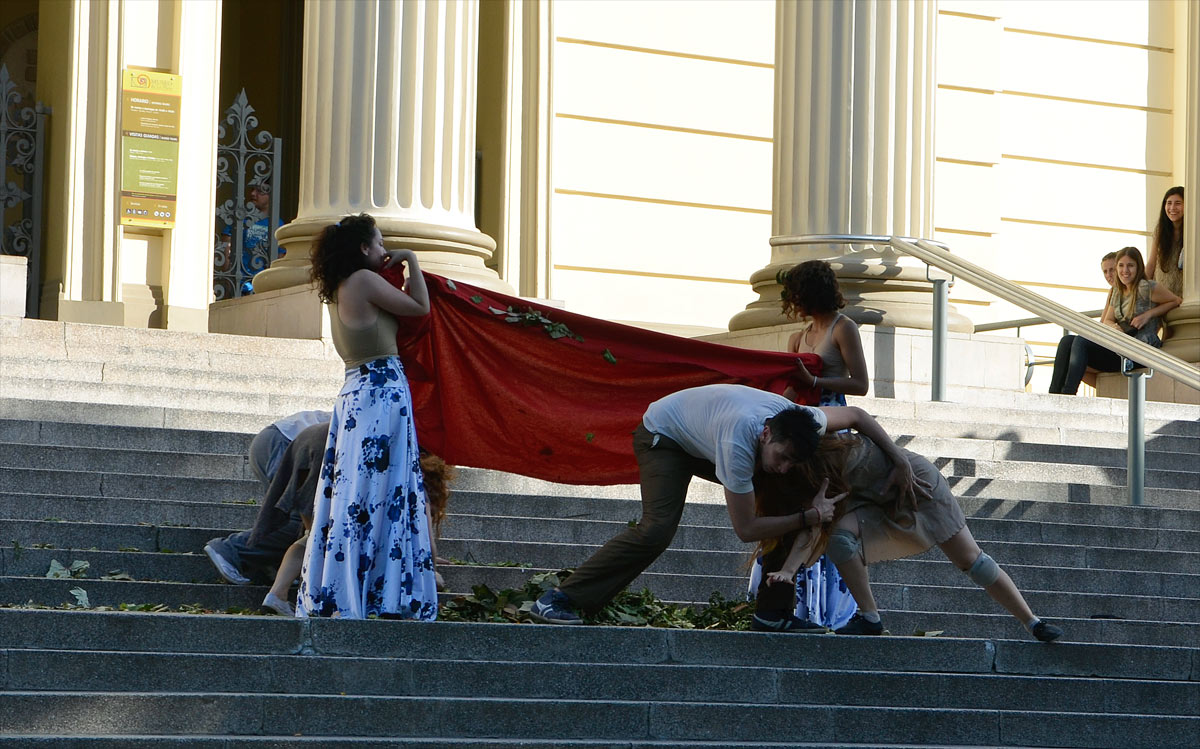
[{"x1": 220, "y1": 183, "x2": 284, "y2": 295}]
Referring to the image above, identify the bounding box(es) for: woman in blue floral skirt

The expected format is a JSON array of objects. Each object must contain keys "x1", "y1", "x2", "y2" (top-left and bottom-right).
[{"x1": 297, "y1": 213, "x2": 438, "y2": 620}]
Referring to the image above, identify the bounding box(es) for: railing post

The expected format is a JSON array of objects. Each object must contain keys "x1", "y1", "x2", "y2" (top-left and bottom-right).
[
  {"x1": 931, "y1": 276, "x2": 948, "y2": 402},
  {"x1": 1125, "y1": 362, "x2": 1148, "y2": 506}
]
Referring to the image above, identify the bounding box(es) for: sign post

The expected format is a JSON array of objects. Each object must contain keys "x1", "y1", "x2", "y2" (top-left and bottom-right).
[{"x1": 119, "y1": 68, "x2": 181, "y2": 228}]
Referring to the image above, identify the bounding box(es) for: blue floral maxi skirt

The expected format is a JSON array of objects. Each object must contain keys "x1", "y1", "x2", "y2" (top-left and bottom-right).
[
  {"x1": 296, "y1": 357, "x2": 438, "y2": 620},
  {"x1": 746, "y1": 388, "x2": 857, "y2": 628}
]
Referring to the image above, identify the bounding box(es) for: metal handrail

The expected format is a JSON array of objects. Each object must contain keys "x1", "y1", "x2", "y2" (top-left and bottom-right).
[
  {"x1": 771, "y1": 233, "x2": 1198, "y2": 507},
  {"x1": 975, "y1": 309, "x2": 1104, "y2": 333},
  {"x1": 887, "y1": 236, "x2": 1198, "y2": 391}
]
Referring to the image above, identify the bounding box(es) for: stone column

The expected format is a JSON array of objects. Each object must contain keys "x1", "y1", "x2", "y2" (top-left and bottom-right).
[
  {"x1": 254, "y1": 0, "x2": 512, "y2": 296},
  {"x1": 37, "y1": 0, "x2": 123, "y2": 325},
  {"x1": 729, "y1": 0, "x2": 970, "y2": 332},
  {"x1": 1162, "y1": 0, "x2": 1199, "y2": 365},
  {"x1": 497, "y1": 0, "x2": 553, "y2": 299}
]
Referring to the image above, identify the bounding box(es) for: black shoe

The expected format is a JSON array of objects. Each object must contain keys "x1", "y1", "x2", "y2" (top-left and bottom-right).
[
  {"x1": 835, "y1": 613, "x2": 884, "y2": 636},
  {"x1": 751, "y1": 612, "x2": 827, "y2": 633},
  {"x1": 1031, "y1": 620, "x2": 1063, "y2": 642}
]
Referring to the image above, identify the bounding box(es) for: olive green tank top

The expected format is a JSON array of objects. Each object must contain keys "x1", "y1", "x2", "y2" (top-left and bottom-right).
[{"x1": 328, "y1": 303, "x2": 400, "y2": 369}]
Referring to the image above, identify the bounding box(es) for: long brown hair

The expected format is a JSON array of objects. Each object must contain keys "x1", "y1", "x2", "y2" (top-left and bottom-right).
[
  {"x1": 752, "y1": 435, "x2": 854, "y2": 562},
  {"x1": 1152, "y1": 186, "x2": 1184, "y2": 275}
]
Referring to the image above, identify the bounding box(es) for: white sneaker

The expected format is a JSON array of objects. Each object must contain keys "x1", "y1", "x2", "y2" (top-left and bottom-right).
[
  {"x1": 261, "y1": 592, "x2": 294, "y2": 617},
  {"x1": 204, "y1": 543, "x2": 251, "y2": 585}
]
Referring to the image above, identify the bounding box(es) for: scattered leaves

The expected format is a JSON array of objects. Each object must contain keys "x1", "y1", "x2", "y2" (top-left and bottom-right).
[
  {"x1": 101, "y1": 570, "x2": 134, "y2": 581},
  {"x1": 500, "y1": 306, "x2": 584, "y2": 342},
  {"x1": 10, "y1": 540, "x2": 21, "y2": 561},
  {"x1": 913, "y1": 629, "x2": 944, "y2": 637},
  {"x1": 46, "y1": 559, "x2": 89, "y2": 579},
  {"x1": 470, "y1": 295, "x2": 483, "y2": 304},
  {"x1": 438, "y1": 570, "x2": 753, "y2": 630},
  {"x1": 585, "y1": 432, "x2": 595, "y2": 443},
  {"x1": 68, "y1": 588, "x2": 90, "y2": 608},
  {"x1": 602, "y1": 349, "x2": 617, "y2": 364},
  {"x1": 117, "y1": 546, "x2": 141, "y2": 553},
  {"x1": 446, "y1": 280, "x2": 457, "y2": 291}
]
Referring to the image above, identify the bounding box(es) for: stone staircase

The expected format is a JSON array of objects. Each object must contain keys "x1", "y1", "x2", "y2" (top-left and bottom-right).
[{"x1": 1, "y1": 317, "x2": 1198, "y2": 747}]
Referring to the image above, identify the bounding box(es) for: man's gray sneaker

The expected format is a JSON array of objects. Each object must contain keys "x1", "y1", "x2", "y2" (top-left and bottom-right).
[
  {"x1": 529, "y1": 589, "x2": 582, "y2": 624},
  {"x1": 204, "y1": 542, "x2": 251, "y2": 585}
]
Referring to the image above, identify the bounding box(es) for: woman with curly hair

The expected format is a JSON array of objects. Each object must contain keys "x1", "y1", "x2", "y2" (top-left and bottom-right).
[
  {"x1": 296, "y1": 213, "x2": 438, "y2": 620},
  {"x1": 756, "y1": 406, "x2": 1063, "y2": 642},
  {"x1": 1145, "y1": 186, "x2": 1184, "y2": 297},
  {"x1": 747, "y1": 259, "x2": 869, "y2": 630}
]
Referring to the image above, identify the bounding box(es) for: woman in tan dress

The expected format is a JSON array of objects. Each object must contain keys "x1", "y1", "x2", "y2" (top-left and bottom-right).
[
  {"x1": 1145, "y1": 186, "x2": 1184, "y2": 298},
  {"x1": 756, "y1": 405, "x2": 1064, "y2": 642}
]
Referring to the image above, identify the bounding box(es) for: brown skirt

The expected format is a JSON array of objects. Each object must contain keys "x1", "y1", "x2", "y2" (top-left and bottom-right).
[{"x1": 842, "y1": 435, "x2": 966, "y2": 564}]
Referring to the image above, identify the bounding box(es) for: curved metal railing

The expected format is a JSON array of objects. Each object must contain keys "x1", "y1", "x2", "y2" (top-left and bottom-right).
[
  {"x1": 770, "y1": 233, "x2": 1198, "y2": 506},
  {"x1": 770, "y1": 233, "x2": 1199, "y2": 391}
]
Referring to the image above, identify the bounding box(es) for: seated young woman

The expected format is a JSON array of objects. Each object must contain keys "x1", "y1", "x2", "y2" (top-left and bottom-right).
[
  {"x1": 753, "y1": 405, "x2": 1064, "y2": 642},
  {"x1": 1054, "y1": 247, "x2": 1181, "y2": 395},
  {"x1": 748, "y1": 260, "x2": 868, "y2": 631}
]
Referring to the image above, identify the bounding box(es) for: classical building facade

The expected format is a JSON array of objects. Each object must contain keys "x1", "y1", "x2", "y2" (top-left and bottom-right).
[{"x1": 5, "y1": 0, "x2": 1198, "y2": 396}]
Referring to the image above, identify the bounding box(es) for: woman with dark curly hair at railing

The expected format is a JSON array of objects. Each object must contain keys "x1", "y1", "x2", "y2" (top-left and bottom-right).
[
  {"x1": 747, "y1": 259, "x2": 869, "y2": 631},
  {"x1": 296, "y1": 213, "x2": 438, "y2": 620}
]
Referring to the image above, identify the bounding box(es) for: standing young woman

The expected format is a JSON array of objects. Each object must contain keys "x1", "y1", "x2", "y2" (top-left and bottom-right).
[
  {"x1": 1146, "y1": 186, "x2": 1184, "y2": 298},
  {"x1": 1056, "y1": 247, "x2": 1180, "y2": 395},
  {"x1": 297, "y1": 213, "x2": 439, "y2": 620},
  {"x1": 748, "y1": 260, "x2": 869, "y2": 630},
  {"x1": 759, "y1": 406, "x2": 1064, "y2": 642}
]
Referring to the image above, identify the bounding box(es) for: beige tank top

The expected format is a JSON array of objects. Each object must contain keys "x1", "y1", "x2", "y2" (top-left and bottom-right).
[
  {"x1": 795, "y1": 313, "x2": 848, "y2": 378},
  {"x1": 329, "y1": 303, "x2": 400, "y2": 369}
]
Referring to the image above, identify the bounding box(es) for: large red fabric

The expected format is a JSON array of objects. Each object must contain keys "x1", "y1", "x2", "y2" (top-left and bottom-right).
[{"x1": 388, "y1": 270, "x2": 820, "y2": 485}]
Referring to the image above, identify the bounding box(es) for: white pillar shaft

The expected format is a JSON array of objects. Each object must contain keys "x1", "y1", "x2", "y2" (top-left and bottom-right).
[
  {"x1": 297, "y1": 0, "x2": 479, "y2": 230},
  {"x1": 499, "y1": 0, "x2": 552, "y2": 298},
  {"x1": 164, "y1": 0, "x2": 222, "y2": 320},
  {"x1": 773, "y1": 0, "x2": 934, "y2": 240},
  {"x1": 731, "y1": 0, "x2": 957, "y2": 332},
  {"x1": 62, "y1": 0, "x2": 121, "y2": 304}
]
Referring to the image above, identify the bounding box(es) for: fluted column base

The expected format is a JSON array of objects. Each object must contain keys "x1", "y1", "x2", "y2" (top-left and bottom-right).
[
  {"x1": 1163, "y1": 301, "x2": 1200, "y2": 363},
  {"x1": 254, "y1": 217, "x2": 515, "y2": 295},
  {"x1": 729, "y1": 253, "x2": 973, "y2": 333}
]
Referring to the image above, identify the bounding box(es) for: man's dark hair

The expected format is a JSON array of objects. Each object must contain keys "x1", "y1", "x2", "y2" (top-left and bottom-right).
[{"x1": 763, "y1": 407, "x2": 822, "y2": 461}]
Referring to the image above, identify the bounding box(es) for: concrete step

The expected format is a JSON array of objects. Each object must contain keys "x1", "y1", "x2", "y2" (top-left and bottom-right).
[
  {"x1": 851, "y1": 394, "x2": 1199, "y2": 435},
  {"x1": 1, "y1": 691, "x2": 1196, "y2": 746},
  {"x1": 3, "y1": 610, "x2": 1194, "y2": 680},
  {"x1": 0, "y1": 418, "x2": 254, "y2": 456},
  {"x1": 873, "y1": 416, "x2": 1200, "y2": 454},
  {"x1": 0, "y1": 376, "x2": 334, "y2": 419},
  {"x1": 4, "y1": 650, "x2": 1196, "y2": 717},
  {"x1": 0, "y1": 442, "x2": 248, "y2": 480},
  {"x1": 1, "y1": 357, "x2": 343, "y2": 398}
]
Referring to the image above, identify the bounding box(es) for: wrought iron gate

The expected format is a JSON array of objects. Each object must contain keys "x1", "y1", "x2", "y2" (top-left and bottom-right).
[
  {"x1": 213, "y1": 89, "x2": 283, "y2": 300},
  {"x1": 0, "y1": 63, "x2": 48, "y2": 317}
]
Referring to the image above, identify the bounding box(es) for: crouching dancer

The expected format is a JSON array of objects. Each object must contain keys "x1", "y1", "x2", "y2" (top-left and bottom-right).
[
  {"x1": 530, "y1": 383, "x2": 843, "y2": 631},
  {"x1": 758, "y1": 406, "x2": 1063, "y2": 642}
]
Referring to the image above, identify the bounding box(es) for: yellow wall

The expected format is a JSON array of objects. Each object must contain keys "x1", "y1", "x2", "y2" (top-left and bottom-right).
[
  {"x1": 934, "y1": 0, "x2": 1182, "y2": 382},
  {"x1": 548, "y1": 0, "x2": 774, "y2": 330}
]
